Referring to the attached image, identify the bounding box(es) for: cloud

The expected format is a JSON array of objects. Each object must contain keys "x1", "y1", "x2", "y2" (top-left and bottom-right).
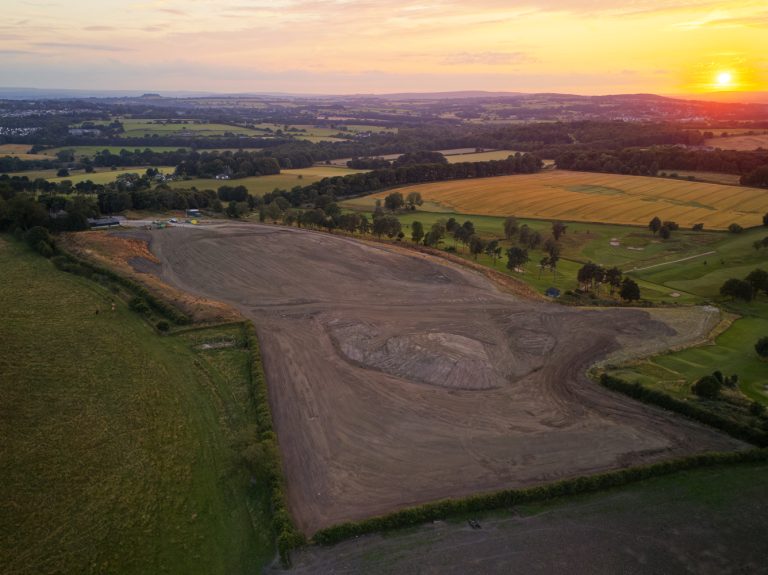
[
  {"x1": 34, "y1": 42, "x2": 132, "y2": 52},
  {"x1": 83, "y1": 25, "x2": 116, "y2": 32},
  {"x1": 442, "y1": 52, "x2": 534, "y2": 66}
]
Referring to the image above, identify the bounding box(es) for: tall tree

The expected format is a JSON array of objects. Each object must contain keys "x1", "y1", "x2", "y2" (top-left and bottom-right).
[
  {"x1": 552, "y1": 221, "x2": 567, "y2": 241},
  {"x1": 649, "y1": 216, "x2": 662, "y2": 235},
  {"x1": 619, "y1": 277, "x2": 641, "y2": 301},
  {"x1": 506, "y1": 246, "x2": 529, "y2": 271},
  {"x1": 469, "y1": 235, "x2": 486, "y2": 260},
  {"x1": 411, "y1": 220, "x2": 424, "y2": 244},
  {"x1": 503, "y1": 216, "x2": 519, "y2": 239}
]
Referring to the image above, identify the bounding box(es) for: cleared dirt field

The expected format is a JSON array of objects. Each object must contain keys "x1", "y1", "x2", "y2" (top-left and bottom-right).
[
  {"x1": 343, "y1": 170, "x2": 768, "y2": 229},
  {"x1": 145, "y1": 223, "x2": 743, "y2": 535}
]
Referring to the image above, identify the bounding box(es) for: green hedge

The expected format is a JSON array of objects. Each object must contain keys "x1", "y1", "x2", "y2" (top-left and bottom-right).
[
  {"x1": 599, "y1": 374, "x2": 768, "y2": 447},
  {"x1": 50, "y1": 251, "x2": 191, "y2": 325},
  {"x1": 313, "y1": 448, "x2": 768, "y2": 545},
  {"x1": 244, "y1": 324, "x2": 305, "y2": 565}
]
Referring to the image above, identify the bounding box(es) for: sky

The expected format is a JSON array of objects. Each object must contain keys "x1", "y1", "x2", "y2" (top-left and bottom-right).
[{"x1": 1, "y1": 0, "x2": 766, "y2": 95}]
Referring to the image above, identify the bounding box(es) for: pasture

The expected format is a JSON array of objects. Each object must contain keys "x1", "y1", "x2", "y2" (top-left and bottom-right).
[
  {"x1": 40, "y1": 146, "x2": 189, "y2": 159},
  {"x1": 0, "y1": 238, "x2": 273, "y2": 574},
  {"x1": 116, "y1": 119, "x2": 265, "y2": 138},
  {"x1": 9, "y1": 166, "x2": 177, "y2": 184},
  {"x1": 0, "y1": 143, "x2": 40, "y2": 160},
  {"x1": 704, "y1": 132, "x2": 768, "y2": 151},
  {"x1": 344, "y1": 170, "x2": 768, "y2": 229},
  {"x1": 170, "y1": 166, "x2": 364, "y2": 196}
]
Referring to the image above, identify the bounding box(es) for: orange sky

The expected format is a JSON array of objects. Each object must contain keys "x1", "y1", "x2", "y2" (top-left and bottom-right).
[{"x1": 1, "y1": 1, "x2": 765, "y2": 94}]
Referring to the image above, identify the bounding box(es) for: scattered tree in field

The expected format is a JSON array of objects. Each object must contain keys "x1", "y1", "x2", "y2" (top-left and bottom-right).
[
  {"x1": 649, "y1": 216, "x2": 661, "y2": 235},
  {"x1": 720, "y1": 278, "x2": 754, "y2": 301},
  {"x1": 405, "y1": 192, "x2": 423, "y2": 210},
  {"x1": 506, "y1": 246, "x2": 529, "y2": 271},
  {"x1": 577, "y1": 262, "x2": 606, "y2": 293},
  {"x1": 359, "y1": 215, "x2": 370, "y2": 235},
  {"x1": 552, "y1": 221, "x2": 567, "y2": 241},
  {"x1": 445, "y1": 217, "x2": 458, "y2": 233},
  {"x1": 745, "y1": 269, "x2": 768, "y2": 295},
  {"x1": 605, "y1": 267, "x2": 623, "y2": 296},
  {"x1": 728, "y1": 223, "x2": 744, "y2": 234},
  {"x1": 619, "y1": 277, "x2": 641, "y2": 301},
  {"x1": 518, "y1": 224, "x2": 531, "y2": 245},
  {"x1": 384, "y1": 191, "x2": 404, "y2": 211},
  {"x1": 373, "y1": 199, "x2": 384, "y2": 220},
  {"x1": 411, "y1": 220, "x2": 424, "y2": 243},
  {"x1": 662, "y1": 221, "x2": 679, "y2": 231},
  {"x1": 262, "y1": 201, "x2": 281, "y2": 221},
  {"x1": 756, "y1": 336, "x2": 768, "y2": 358},
  {"x1": 692, "y1": 374, "x2": 721, "y2": 399},
  {"x1": 373, "y1": 214, "x2": 401, "y2": 238},
  {"x1": 764, "y1": 212, "x2": 768, "y2": 227},
  {"x1": 692, "y1": 223, "x2": 704, "y2": 231},
  {"x1": 659, "y1": 225, "x2": 671, "y2": 240},
  {"x1": 526, "y1": 230, "x2": 542, "y2": 250},
  {"x1": 485, "y1": 239, "x2": 501, "y2": 266},
  {"x1": 503, "y1": 216, "x2": 519, "y2": 239},
  {"x1": 469, "y1": 235, "x2": 486, "y2": 260},
  {"x1": 56, "y1": 168, "x2": 70, "y2": 177}
]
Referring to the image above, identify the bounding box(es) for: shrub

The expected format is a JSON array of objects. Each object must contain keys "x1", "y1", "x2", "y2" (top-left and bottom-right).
[
  {"x1": 692, "y1": 375, "x2": 721, "y2": 399},
  {"x1": 156, "y1": 320, "x2": 170, "y2": 332},
  {"x1": 728, "y1": 223, "x2": 744, "y2": 234},
  {"x1": 750, "y1": 402, "x2": 766, "y2": 416},
  {"x1": 129, "y1": 297, "x2": 150, "y2": 315},
  {"x1": 756, "y1": 337, "x2": 768, "y2": 358}
]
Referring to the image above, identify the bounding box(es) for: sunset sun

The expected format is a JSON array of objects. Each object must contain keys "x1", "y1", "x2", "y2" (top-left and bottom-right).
[{"x1": 716, "y1": 71, "x2": 733, "y2": 88}]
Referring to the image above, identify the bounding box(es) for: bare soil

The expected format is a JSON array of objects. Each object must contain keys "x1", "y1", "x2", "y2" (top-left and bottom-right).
[{"x1": 145, "y1": 223, "x2": 744, "y2": 536}]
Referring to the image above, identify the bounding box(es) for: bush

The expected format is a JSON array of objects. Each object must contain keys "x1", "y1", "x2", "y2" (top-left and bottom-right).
[
  {"x1": 750, "y1": 402, "x2": 766, "y2": 416},
  {"x1": 720, "y1": 278, "x2": 754, "y2": 302},
  {"x1": 756, "y1": 337, "x2": 768, "y2": 358},
  {"x1": 156, "y1": 320, "x2": 170, "y2": 332},
  {"x1": 129, "y1": 297, "x2": 150, "y2": 315},
  {"x1": 692, "y1": 375, "x2": 721, "y2": 399},
  {"x1": 599, "y1": 374, "x2": 768, "y2": 446},
  {"x1": 728, "y1": 223, "x2": 744, "y2": 234}
]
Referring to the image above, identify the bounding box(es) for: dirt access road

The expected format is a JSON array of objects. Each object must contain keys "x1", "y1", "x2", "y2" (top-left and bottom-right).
[{"x1": 146, "y1": 222, "x2": 743, "y2": 535}]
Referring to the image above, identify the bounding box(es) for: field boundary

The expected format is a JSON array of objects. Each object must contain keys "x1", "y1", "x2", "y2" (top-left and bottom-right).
[
  {"x1": 312, "y1": 448, "x2": 768, "y2": 545},
  {"x1": 598, "y1": 374, "x2": 768, "y2": 446}
]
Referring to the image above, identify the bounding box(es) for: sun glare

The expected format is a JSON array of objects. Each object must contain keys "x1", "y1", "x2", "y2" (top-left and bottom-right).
[{"x1": 716, "y1": 71, "x2": 733, "y2": 88}]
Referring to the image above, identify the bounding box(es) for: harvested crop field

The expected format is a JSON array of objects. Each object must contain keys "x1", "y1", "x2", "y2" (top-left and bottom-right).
[
  {"x1": 144, "y1": 223, "x2": 744, "y2": 535},
  {"x1": 343, "y1": 170, "x2": 768, "y2": 229},
  {"x1": 704, "y1": 133, "x2": 768, "y2": 151}
]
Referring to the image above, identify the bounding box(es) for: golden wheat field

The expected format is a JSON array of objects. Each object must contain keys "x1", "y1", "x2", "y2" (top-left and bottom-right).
[{"x1": 346, "y1": 170, "x2": 768, "y2": 229}]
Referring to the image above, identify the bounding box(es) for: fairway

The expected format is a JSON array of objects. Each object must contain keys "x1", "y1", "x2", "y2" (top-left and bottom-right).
[
  {"x1": 170, "y1": 166, "x2": 365, "y2": 196},
  {"x1": 345, "y1": 170, "x2": 768, "y2": 229},
  {"x1": 0, "y1": 238, "x2": 272, "y2": 574}
]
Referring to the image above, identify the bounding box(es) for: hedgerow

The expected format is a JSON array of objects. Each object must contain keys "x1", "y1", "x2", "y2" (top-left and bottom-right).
[{"x1": 313, "y1": 448, "x2": 768, "y2": 545}]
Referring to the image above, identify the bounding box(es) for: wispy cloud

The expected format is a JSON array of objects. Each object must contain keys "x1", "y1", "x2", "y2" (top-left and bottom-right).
[
  {"x1": 34, "y1": 41, "x2": 132, "y2": 52},
  {"x1": 442, "y1": 52, "x2": 534, "y2": 66}
]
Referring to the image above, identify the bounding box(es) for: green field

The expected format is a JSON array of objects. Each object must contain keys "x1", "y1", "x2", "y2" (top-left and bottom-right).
[
  {"x1": 0, "y1": 238, "x2": 273, "y2": 574},
  {"x1": 40, "y1": 146, "x2": 190, "y2": 159},
  {"x1": 116, "y1": 119, "x2": 265, "y2": 138},
  {"x1": 170, "y1": 166, "x2": 364, "y2": 196},
  {"x1": 8, "y1": 166, "x2": 177, "y2": 185}
]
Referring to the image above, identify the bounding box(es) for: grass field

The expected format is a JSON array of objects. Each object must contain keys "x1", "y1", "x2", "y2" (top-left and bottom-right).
[
  {"x1": 116, "y1": 119, "x2": 265, "y2": 138},
  {"x1": 351, "y1": 209, "x2": 727, "y2": 303},
  {"x1": 344, "y1": 170, "x2": 768, "y2": 229},
  {"x1": 0, "y1": 144, "x2": 40, "y2": 160},
  {"x1": 704, "y1": 133, "x2": 768, "y2": 150},
  {"x1": 611, "y1": 227, "x2": 768, "y2": 403},
  {"x1": 0, "y1": 238, "x2": 273, "y2": 574},
  {"x1": 444, "y1": 149, "x2": 518, "y2": 163},
  {"x1": 170, "y1": 166, "x2": 364, "y2": 195},
  {"x1": 8, "y1": 166, "x2": 176, "y2": 184},
  {"x1": 666, "y1": 171, "x2": 743, "y2": 186},
  {"x1": 39, "y1": 146, "x2": 190, "y2": 159}
]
